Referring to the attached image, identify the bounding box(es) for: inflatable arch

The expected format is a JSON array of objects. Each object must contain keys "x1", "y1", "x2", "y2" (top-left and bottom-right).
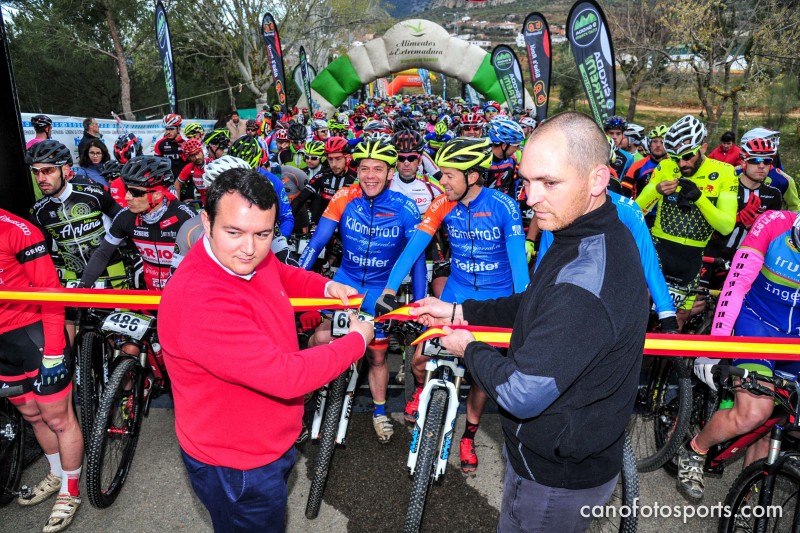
[{"x1": 299, "y1": 19, "x2": 533, "y2": 114}]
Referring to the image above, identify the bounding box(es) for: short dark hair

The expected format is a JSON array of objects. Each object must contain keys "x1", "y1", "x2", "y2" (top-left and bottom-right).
[
  {"x1": 83, "y1": 117, "x2": 95, "y2": 130},
  {"x1": 205, "y1": 168, "x2": 277, "y2": 227},
  {"x1": 231, "y1": 110, "x2": 239, "y2": 117},
  {"x1": 720, "y1": 131, "x2": 735, "y2": 143},
  {"x1": 529, "y1": 111, "x2": 607, "y2": 178},
  {"x1": 79, "y1": 138, "x2": 110, "y2": 167}
]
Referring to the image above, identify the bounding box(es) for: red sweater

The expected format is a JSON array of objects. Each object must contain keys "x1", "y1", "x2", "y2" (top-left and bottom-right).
[
  {"x1": 158, "y1": 240, "x2": 365, "y2": 469},
  {"x1": 708, "y1": 145, "x2": 742, "y2": 167}
]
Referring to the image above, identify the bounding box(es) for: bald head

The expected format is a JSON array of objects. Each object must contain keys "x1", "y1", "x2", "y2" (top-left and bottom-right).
[{"x1": 525, "y1": 112, "x2": 609, "y2": 179}]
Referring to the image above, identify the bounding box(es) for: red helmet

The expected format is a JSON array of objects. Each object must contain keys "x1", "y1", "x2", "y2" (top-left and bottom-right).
[
  {"x1": 274, "y1": 129, "x2": 289, "y2": 141},
  {"x1": 462, "y1": 113, "x2": 486, "y2": 126},
  {"x1": 313, "y1": 111, "x2": 326, "y2": 120},
  {"x1": 163, "y1": 113, "x2": 182, "y2": 129},
  {"x1": 182, "y1": 138, "x2": 204, "y2": 159},
  {"x1": 325, "y1": 136, "x2": 350, "y2": 155},
  {"x1": 741, "y1": 138, "x2": 777, "y2": 159}
]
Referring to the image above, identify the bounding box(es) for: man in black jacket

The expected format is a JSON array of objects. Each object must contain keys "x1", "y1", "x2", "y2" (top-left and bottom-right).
[{"x1": 411, "y1": 111, "x2": 649, "y2": 532}]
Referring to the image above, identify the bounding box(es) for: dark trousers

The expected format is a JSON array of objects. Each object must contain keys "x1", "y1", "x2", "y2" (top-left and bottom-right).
[
  {"x1": 497, "y1": 455, "x2": 618, "y2": 533},
  {"x1": 181, "y1": 446, "x2": 296, "y2": 533}
]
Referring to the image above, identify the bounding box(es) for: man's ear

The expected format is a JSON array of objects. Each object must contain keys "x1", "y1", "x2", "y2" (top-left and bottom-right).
[{"x1": 590, "y1": 165, "x2": 611, "y2": 197}]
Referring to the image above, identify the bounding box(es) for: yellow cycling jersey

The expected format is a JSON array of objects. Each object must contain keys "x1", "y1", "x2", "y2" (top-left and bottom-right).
[{"x1": 636, "y1": 156, "x2": 738, "y2": 248}]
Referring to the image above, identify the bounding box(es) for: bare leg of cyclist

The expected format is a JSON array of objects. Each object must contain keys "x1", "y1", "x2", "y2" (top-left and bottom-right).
[
  {"x1": 744, "y1": 432, "x2": 770, "y2": 469},
  {"x1": 676, "y1": 309, "x2": 690, "y2": 331},
  {"x1": 366, "y1": 346, "x2": 393, "y2": 443},
  {"x1": 17, "y1": 400, "x2": 59, "y2": 455},
  {"x1": 35, "y1": 397, "x2": 83, "y2": 472},
  {"x1": 430, "y1": 276, "x2": 447, "y2": 298},
  {"x1": 307, "y1": 320, "x2": 332, "y2": 348},
  {"x1": 64, "y1": 321, "x2": 76, "y2": 350}
]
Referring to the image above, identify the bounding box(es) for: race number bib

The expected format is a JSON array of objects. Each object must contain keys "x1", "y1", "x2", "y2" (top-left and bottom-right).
[{"x1": 101, "y1": 312, "x2": 153, "y2": 341}]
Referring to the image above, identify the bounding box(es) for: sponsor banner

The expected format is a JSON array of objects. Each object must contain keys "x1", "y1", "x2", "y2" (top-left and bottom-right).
[
  {"x1": 490, "y1": 45, "x2": 525, "y2": 113},
  {"x1": 522, "y1": 12, "x2": 552, "y2": 123},
  {"x1": 261, "y1": 13, "x2": 289, "y2": 115},
  {"x1": 567, "y1": 0, "x2": 616, "y2": 126},
  {"x1": 418, "y1": 68, "x2": 432, "y2": 95},
  {"x1": 154, "y1": 1, "x2": 177, "y2": 113},
  {"x1": 21, "y1": 113, "x2": 215, "y2": 163},
  {"x1": 298, "y1": 46, "x2": 316, "y2": 111},
  {"x1": 462, "y1": 83, "x2": 483, "y2": 108},
  {"x1": 442, "y1": 75, "x2": 447, "y2": 99}
]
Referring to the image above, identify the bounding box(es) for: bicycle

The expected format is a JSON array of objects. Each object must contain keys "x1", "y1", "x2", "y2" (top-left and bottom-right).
[
  {"x1": 714, "y1": 365, "x2": 800, "y2": 533},
  {"x1": 0, "y1": 384, "x2": 27, "y2": 506},
  {"x1": 84, "y1": 310, "x2": 166, "y2": 508},
  {"x1": 305, "y1": 309, "x2": 369, "y2": 520}
]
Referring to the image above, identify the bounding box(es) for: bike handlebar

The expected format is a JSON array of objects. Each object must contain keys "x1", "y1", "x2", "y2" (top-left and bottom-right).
[{"x1": 0, "y1": 384, "x2": 24, "y2": 399}]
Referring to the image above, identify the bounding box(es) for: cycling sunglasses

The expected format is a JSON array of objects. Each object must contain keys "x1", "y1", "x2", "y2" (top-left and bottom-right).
[
  {"x1": 397, "y1": 155, "x2": 420, "y2": 163},
  {"x1": 30, "y1": 166, "x2": 59, "y2": 176},
  {"x1": 745, "y1": 157, "x2": 773, "y2": 166},
  {"x1": 125, "y1": 186, "x2": 151, "y2": 198},
  {"x1": 306, "y1": 156, "x2": 321, "y2": 161},
  {"x1": 669, "y1": 146, "x2": 702, "y2": 162}
]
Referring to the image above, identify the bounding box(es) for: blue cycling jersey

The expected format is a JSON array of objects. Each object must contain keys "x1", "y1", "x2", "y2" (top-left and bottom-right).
[
  {"x1": 257, "y1": 167, "x2": 294, "y2": 237},
  {"x1": 536, "y1": 191, "x2": 676, "y2": 318},
  {"x1": 386, "y1": 186, "x2": 529, "y2": 296}
]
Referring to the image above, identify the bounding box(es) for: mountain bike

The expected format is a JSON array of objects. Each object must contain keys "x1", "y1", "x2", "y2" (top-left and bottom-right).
[
  {"x1": 85, "y1": 310, "x2": 166, "y2": 508},
  {"x1": 0, "y1": 384, "x2": 26, "y2": 506},
  {"x1": 305, "y1": 309, "x2": 368, "y2": 520},
  {"x1": 714, "y1": 365, "x2": 800, "y2": 532}
]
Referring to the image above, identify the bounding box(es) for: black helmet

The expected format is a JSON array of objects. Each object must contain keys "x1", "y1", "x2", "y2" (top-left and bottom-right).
[
  {"x1": 392, "y1": 129, "x2": 424, "y2": 153},
  {"x1": 25, "y1": 140, "x2": 72, "y2": 166},
  {"x1": 120, "y1": 155, "x2": 173, "y2": 188},
  {"x1": 31, "y1": 114, "x2": 53, "y2": 130},
  {"x1": 287, "y1": 122, "x2": 307, "y2": 142},
  {"x1": 393, "y1": 117, "x2": 419, "y2": 132},
  {"x1": 100, "y1": 160, "x2": 123, "y2": 179},
  {"x1": 114, "y1": 133, "x2": 142, "y2": 163}
]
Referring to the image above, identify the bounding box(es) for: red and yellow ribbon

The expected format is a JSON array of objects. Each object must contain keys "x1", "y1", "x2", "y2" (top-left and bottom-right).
[{"x1": 374, "y1": 302, "x2": 421, "y2": 322}]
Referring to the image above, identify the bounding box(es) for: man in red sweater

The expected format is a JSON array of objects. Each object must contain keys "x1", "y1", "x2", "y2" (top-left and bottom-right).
[
  {"x1": 708, "y1": 130, "x2": 742, "y2": 166},
  {"x1": 159, "y1": 168, "x2": 371, "y2": 532}
]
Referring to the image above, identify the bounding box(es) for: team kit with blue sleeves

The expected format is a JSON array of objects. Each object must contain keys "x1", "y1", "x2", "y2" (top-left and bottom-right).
[{"x1": 257, "y1": 166, "x2": 294, "y2": 237}]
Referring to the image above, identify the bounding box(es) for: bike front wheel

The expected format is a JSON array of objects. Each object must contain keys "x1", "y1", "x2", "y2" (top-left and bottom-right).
[
  {"x1": 404, "y1": 387, "x2": 448, "y2": 533},
  {"x1": 719, "y1": 457, "x2": 800, "y2": 533},
  {"x1": 86, "y1": 357, "x2": 143, "y2": 508},
  {"x1": 77, "y1": 330, "x2": 110, "y2": 441},
  {"x1": 587, "y1": 432, "x2": 639, "y2": 533},
  {"x1": 0, "y1": 398, "x2": 24, "y2": 506},
  {"x1": 305, "y1": 370, "x2": 348, "y2": 519}
]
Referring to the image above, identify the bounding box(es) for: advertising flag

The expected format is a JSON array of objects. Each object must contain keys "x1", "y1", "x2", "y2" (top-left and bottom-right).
[
  {"x1": 490, "y1": 45, "x2": 525, "y2": 113},
  {"x1": 418, "y1": 68, "x2": 432, "y2": 95},
  {"x1": 154, "y1": 1, "x2": 177, "y2": 113},
  {"x1": 261, "y1": 13, "x2": 289, "y2": 115},
  {"x1": 298, "y1": 46, "x2": 315, "y2": 111},
  {"x1": 522, "y1": 12, "x2": 552, "y2": 122}
]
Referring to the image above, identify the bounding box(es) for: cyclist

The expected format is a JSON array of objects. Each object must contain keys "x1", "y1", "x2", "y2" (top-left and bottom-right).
[
  {"x1": 623, "y1": 123, "x2": 646, "y2": 161},
  {"x1": 390, "y1": 129, "x2": 444, "y2": 217},
  {"x1": 27, "y1": 114, "x2": 53, "y2": 148},
  {"x1": 486, "y1": 117, "x2": 524, "y2": 198},
  {"x1": 310, "y1": 119, "x2": 329, "y2": 142},
  {"x1": 154, "y1": 113, "x2": 187, "y2": 178},
  {"x1": 80, "y1": 155, "x2": 196, "y2": 290},
  {"x1": 299, "y1": 140, "x2": 427, "y2": 443},
  {"x1": 291, "y1": 136, "x2": 357, "y2": 225},
  {"x1": 303, "y1": 140, "x2": 326, "y2": 181},
  {"x1": 483, "y1": 101, "x2": 500, "y2": 122},
  {"x1": 203, "y1": 128, "x2": 231, "y2": 161},
  {"x1": 422, "y1": 120, "x2": 452, "y2": 158},
  {"x1": 603, "y1": 115, "x2": 634, "y2": 179},
  {"x1": 276, "y1": 122, "x2": 308, "y2": 170},
  {"x1": 683, "y1": 210, "x2": 800, "y2": 503},
  {"x1": 0, "y1": 208, "x2": 82, "y2": 533},
  {"x1": 635, "y1": 115, "x2": 738, "y2": 329},
  {"x1": 182, "y1": 122, "x2": 205, "y2": 142},
  {"x1": 376, "y1": 137, "x2": 529, "y2": 472},
  {"x1": 458, "y1": 112, "x2": 486, "y2": 138},
  {"x1": 739, "y1": 129, "x2": 800, "y2": 212},
  {"x1": 110, "y1": 133, "x2": 144, "y2": 207},
  {"x1": 175, "y1": 138, "x2": 210, "y2": 204},
  {"x1": 622, "y1": 125, "x2": 669, "y2": 200},
  {"x1": 519, "y1": 116, "x2": 537, "y2": 146}
]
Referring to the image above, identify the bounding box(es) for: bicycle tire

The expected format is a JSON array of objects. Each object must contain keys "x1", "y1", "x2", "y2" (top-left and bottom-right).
[
  {"x1": 719, "y1": 457, "x2": 800, "y2": 533},
  {"x1": 305, "y1": 370, "x2": 348, "y2": 519},
  {"x1": 77, "y1": 330, "x2": 108, "y2": 442},
  {"x1": 404, "y1": 344, "x2": 417, "y2": 404},
  {"x1": 664, "y1": 382, "x2": 718, "y2": 476},
  {"x1": 627, "y1": 357, "x2": 692, "y2": 472},
  {"x1": 404, "y1": 387, "x2": 447, "y2": 533},
  {"x1": 0, "y1": 398, "x2": 24, "y2": 506},
  {"x1": 587, "y1": 433, "x2": 639, "y2": 533},
  {"x1": 86, "y1": 358, "x2": 143, "y2": 508}
]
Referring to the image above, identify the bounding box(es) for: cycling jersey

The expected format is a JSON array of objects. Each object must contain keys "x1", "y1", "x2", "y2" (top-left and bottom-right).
[
  {"x1": 386, "y1": 187, "x2": 529, "y2": 297},
  {"x1": 486, "y1": 154, "x2": 518, "y2": 197},
  {"x1": 277, "y1": 146, "x2": 307, "y2": 170},
  {"x1": 299, "y1": 184, "x2": 427, "y2": 314},
  {"x1": 423, "y1": 132, "x2": 453, "y2": 158},
  {"x1": 636, "y1": 157, "x2": 738, "y2": 248},
  {"x1": 291, "y1": 168, "x2": 358, "y2": 224},
  {"x1": 257, "y1": 167, "x2": 294, "y2": 237},
  {"x1": 418, "y1": 152, "x2": 442, "y2": 180},
  {"x1": 30, "y1": 182, "x2": 124, "y2": 280},
  {"x1": 765, "y1": 167, "x2": 800, "y2": 212},
  {"x1": 622, "y1": 156, "x2": 659, "y2": 199},
  {"x1": 610, "y1": 148, "x2": 634, "y2": 180},
  {"x1": 389, "y1": 172, "x2": 444, "y2": 216},
  {"x1": 109, "y1": 177, "x2": 127, "y2": 208},
  {"x1": 0, "y1": 209, "x2": 65, "y2": 356},
  {"x1": 536, "y1": 191, "x2": 676, "y2": 319},
  {"x1": 177, "y1": 158, "x2": 211, "y2": 204},
  {"x1": 153, "y1": 135, "x2": 188, "y2": 177}
]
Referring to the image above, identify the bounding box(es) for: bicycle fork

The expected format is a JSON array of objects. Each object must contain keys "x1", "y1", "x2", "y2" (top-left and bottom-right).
[{"x1": 336, "y1": 364, "x2": 360, "y2": 446}]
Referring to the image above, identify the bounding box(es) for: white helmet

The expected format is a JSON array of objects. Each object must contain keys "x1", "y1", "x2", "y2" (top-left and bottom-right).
[
  {"x1": 740, "y1": 127, "x2": 781, "y2": 148},
  {"x1": 310, "y1": 119, "x2": 328, "y2": 131},
  {"x1": 625, "y1": 123, "x2": 646, "y2": 144},
  {"x1": 202, "y1": 155, "x2": 251, "y2": 188},
  {"x1": 519, "y1": 117, "x2": 537, "y2": 129},
  {"x1": 664, "y1": 115, "x2": 707, "y2": 156}
]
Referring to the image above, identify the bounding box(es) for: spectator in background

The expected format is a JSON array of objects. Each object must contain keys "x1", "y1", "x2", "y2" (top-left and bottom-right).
[
  {"x1": 226, "y1": 110, "x2": 248, "y2": 141},
  {"x1": 708, "y1": 131, "x2": 742, "y2": 166},
  {"x1": 73, "y1": 139, "x2": 110, "y2": 188},
  {"x1": 26, "y1": 114, "x2": 53, "y2": 149},
  {"x1": 77, "y1": 117, "x2": 101, "y2": 160}
]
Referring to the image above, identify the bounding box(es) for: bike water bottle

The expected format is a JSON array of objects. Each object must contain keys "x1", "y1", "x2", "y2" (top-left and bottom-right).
[{"x1": 151, "y1": 342, "x2": 165, "y2": 381}]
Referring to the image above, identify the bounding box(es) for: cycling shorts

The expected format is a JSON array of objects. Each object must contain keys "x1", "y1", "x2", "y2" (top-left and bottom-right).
[
  {"x1": 654, "y1": 237, "x2": 703, "y2": 311},
  {"x1": 330, "y1": 271, "x2": 386, "y2": 347},
  {"x1": 440, "y1": 281, "x2": 510, "y2": 305},
  {"x1": 0, "y1": 321, "x2": 72, "y2": 405},
  {"x1": 732, "y1": 305, "x2": 800, "y2": 378}
]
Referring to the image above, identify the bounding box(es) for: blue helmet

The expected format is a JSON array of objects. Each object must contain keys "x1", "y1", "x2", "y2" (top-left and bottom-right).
[
  {"x1": 603, "y1": 115, "x2": 628, "y2": 132},
  {"x1": 487, "y1": 117, "x2": 524, "y2": 145}
]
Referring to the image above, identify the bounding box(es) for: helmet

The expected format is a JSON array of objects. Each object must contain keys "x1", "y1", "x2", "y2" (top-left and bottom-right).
[
  {"x1": 665, "y1": 115, "x2": 707, "y2": 155},
  {"x1": 245, "y1": 119, "x2": 258, "y2": 131},
  {"x1": 392, "y1": 130, "x2": 424, "y2": 153},
  {"x1": 487, "y1": 117, "x2": 525, "y2": 145},
  {"x1": 272, "y1": 104, "x2": 281, "y2": 113},
  {"x1": 434, "y1": 120, "x2": 449, "y2": 137},
  {"x1": 287, "y1": 122, "x2": 307, "y2": 142},
  {"x1": 325, "y1": 136, "x2": 349, "y2": 155},
  {"x1": 648, "y1": 125, "x2": 669, "y2": 139},
  {"x1": 311, "y1": 119, "x2": 328, "y2": 131},
  {"x1": 202, "y1": 155, "x2": 251, "y2": 188},
  {"x1": 461, "y1": 113, "x2": 486, "y2": 126},
  {"x1": 625, "y1": 123, "x2": 646, "y2": 143},
  {"x1": 114, "y1": 133, "x2": 142, "y2": 163},
  {"x1": 363, "y1": 120, "x2": 391, "y2": 135},
  {"x1": 364, "y1": 132, "x2": 393, "y2": 144},
  {"x1": 741, "y1": 138, "x2": 777, "y2": 159},
  {"x1": 483, "y1": 101, "x2": 501, "y2": 113},
  {"x1": 602, "y1": 115, "x2": 627, "y2": 131},
  {"x1": 273, "y1": 121, "x2": 289, "y2": 131},
  {"x1": 274, "y1": 129, "x2": 289, "y2": 141},
  {"x1": 183, "y1": 123, "x2": 204, "y2": 137},
  {"x1": 304, "y1": 140, "x2": 325, "y2": 157},
  {"x1": 434, "y1": 137, "x2": 492, "y2": 171},
  {"x1": 519, "y1": 117, "x2": 537, "y2": 129},
  {"x1": 741, "y1": 127, "x2": 781, "y2": 148},
  {"x1": 337, "y1": 113, "x2": 349, "y2": 125},
  {"x1": 606, "y1": 136, "x2": 618, "y2": 165},
  {"x1": 182, "y1": 138, "x2": 204, "y2": 159},
  {"x1": 120, "y1": 155, "x2": 173, "y2": 188},
  {"x1": 163, "y1": 113, "x2": 182, "y2": 129},
  {"x1": 228, "y1": 135, "x2": 264, "y2": 168},
  {"x1": 393, "y1": 117, "x2": 418, "y2": 132},
  {"x1": 31, "y1": 114, "x2": 53, "y2": 129},
  {"x1": 204, "y1": 128, "x2": 230, "y2": 148},
  {"x1": 25, "y1": 140, "x2": 72, "y2": 166},
  {"x1": 792, "y1": 215, "x2": 800, "y2": 250},
  {"x1": 327, "y1": 118, "x2": 348, "y2": 132},
  {"x1": 351, "y1": 140, "x2": 398, "y2": 166},
  {"x1": 313, "y1": 111, "x2": 326, "y2": 120},
  {"x1": 100, "y1": 160, "x2": 122, "y2": 179}
]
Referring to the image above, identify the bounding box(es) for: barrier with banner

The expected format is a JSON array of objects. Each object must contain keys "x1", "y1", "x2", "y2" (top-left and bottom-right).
[{"x1": 21, "y1": 113, "x2": 215, "y2": 163}]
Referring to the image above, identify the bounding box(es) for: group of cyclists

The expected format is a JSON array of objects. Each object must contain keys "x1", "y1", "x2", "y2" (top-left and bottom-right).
[{"x1": 3, "y1": 90, "x2": 800, "y2": 530}]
